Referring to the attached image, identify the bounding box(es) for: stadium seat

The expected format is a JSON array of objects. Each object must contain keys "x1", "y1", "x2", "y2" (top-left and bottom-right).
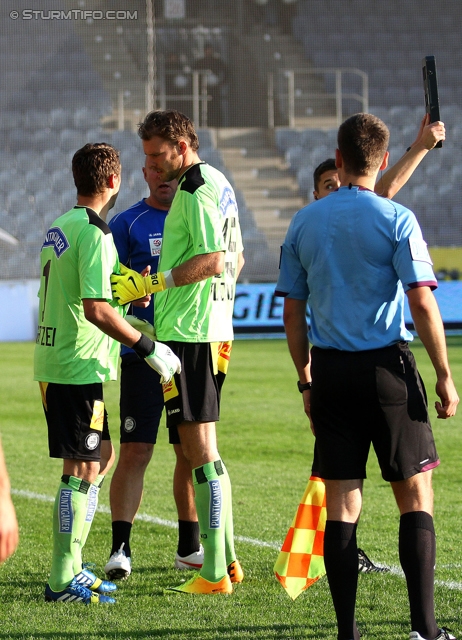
[
  {"x1": 73, "y1": 107, "x2": 99, "y2": 130},
  {"x1": 274, "y1": 128, "x2": 302, "y2": 154},
  {"x1": 197, "y1": 128, "x2": 215, "y2": 149},
  {"x1": 49, "y1": 108, "x2": 73, "y2": 130},
  {"x1": 285, "y1": 145, "x2": 305, "y2": 172},
  {"x1": 112, "y1": 130, "x2": 139, "y2": 152},
  {"x1": 59, "y1": 129, "x2": 86, "y2": 153},
  {"x1": 43, "y1": 150, "x2": 68, "y2": 174},
  {"x1": 25, "y1": 170, "x2": 51, "y2": 194}
]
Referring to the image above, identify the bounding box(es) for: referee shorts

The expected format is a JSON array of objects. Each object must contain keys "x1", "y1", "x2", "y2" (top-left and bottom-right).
[
  {"x1": 310, "y1": 342, "x2": 439, "y2": 482},
  {"x1": 39, "y1": 381, "x2": 110, "y2": 461},
  {"x1": 162, "y1": 341, "x2": 232, "y2": 434}
]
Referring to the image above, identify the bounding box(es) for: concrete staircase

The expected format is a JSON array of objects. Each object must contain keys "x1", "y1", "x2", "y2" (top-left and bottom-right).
[
  {"x1": 217, "y1": 128, "x2": 307, "y2": 279},
  {"x1": 238, "y1": 25, "x2": 336, "y2": 126}
]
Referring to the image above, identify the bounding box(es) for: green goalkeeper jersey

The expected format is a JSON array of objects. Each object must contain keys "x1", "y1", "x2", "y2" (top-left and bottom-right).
[
  {"x1": 155, "y1": 162, "x2": 243, "y2": 343},
  {"x1": 34, "y1": 206, "x2": 123, "y2": 384}
]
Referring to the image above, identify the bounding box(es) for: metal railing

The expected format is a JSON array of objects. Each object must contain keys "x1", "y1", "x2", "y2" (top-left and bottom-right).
[
  {"x1": 268, "y1": 67, "x2": 369, "y2": 128},
  {"x1": 156, "y1": 71, "x2": 211, "y2": 126}
]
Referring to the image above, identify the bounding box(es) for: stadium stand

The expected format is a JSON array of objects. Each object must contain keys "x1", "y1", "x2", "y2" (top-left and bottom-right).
[{"x1": 1, "y1": 0, "x2": 461, "y2": 282}]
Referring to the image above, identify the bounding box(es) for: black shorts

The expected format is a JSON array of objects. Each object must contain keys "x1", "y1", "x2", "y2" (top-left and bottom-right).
[
  {"x1": 119, "y1": 353, "x2": 164, "y2": 444},
  {"x1": 39, "y1": 381, "x2": 111, "y2": 461},
  {"x1": 162, "y1": 341, "x2": 231, "y2": 431},
  {"x1": 310, "y1": 342, "x2": 439, "y2": 482},
  {"x1": 119, "y1": 353, "x2": 180, "y2": 445}
]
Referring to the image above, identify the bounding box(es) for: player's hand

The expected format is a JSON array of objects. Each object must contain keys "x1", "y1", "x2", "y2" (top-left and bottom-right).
[
  {"x1": 301, "y1": 389, "x2": 315, "y2": 435},
  {"x1": 422, "y1": 119, "x2": 445, "y2": 150},
  {"x1": 111, "y1": 264, "x2": 149, "y2": 305},
  {"x1": 412, "y1": 114, "x2": 445, "y2": 150},
  {"x1": 132, "y1": 266, "x2": 152, "y2": 308},
  {"x1": 145, "y1": 341, "x2": 181, "y2": 384},
  {"x1": 125, "y1": 315, "x2": 156, "y2": 341},
  {"x1": 435, "y1": 377, "x2": 459, "y2": 418},
  {"x1": 0, "y1": 494, "x2": 19, "y2": 564}
]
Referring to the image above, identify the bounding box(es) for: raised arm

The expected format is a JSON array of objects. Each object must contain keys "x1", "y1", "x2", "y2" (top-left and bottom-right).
[{"x1": 375, "y1": 114, "x2": 445, "y2": 199}]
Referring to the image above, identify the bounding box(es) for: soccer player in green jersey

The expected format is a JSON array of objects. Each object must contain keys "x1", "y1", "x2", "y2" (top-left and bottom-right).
[
  {"x1": 111, "y1": 110, "x2": 245, "y2": 594},
  {"x1": 34, "y1": 143, "x2": 181, "y2": 604}
]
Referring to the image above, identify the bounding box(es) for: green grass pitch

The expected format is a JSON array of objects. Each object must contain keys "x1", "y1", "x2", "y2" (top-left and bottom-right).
[{"x1": 0, "y1": 337, "x2": 461, "y2": 639}]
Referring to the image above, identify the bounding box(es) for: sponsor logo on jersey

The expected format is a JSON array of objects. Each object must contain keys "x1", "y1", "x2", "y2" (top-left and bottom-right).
[
  {"x1": 59, "y1": 488, "x2": 73, "y2": 533},
  {"x1": 217, "y1": 340, "x2": 232, "y2": 374},
  {"x1": 149, "y1": 237, "x2": 162, "y2": 257},
  {"x1": 42, "y1": 227, "x2": 70, "y2": 258},
  {"x1": 90, "y1": 400, "x2": 104, "y2": 432},
  {"x1": 167, "y1": 407, "x2": 180, "y2": 416},
  {"x1": 209, "y1": 479, "x2": 221, "y2": 529},
  {"x1": 220, "y1": 187, "x2": 237, "y2": 217},
  {"x1": 124, "y1": 417, "x2": 136, "y2": 433},
  {"x1": 163, "y1": 377, "x2": 179, "y2": 402},
  {"x1": 85, "y1": 433, "x2": 100, "y2": 450}
]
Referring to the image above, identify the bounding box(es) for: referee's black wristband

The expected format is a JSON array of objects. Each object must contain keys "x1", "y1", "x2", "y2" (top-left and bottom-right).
[{"x1": 132, "y1": 333, "x2": 155, "y2": 358}]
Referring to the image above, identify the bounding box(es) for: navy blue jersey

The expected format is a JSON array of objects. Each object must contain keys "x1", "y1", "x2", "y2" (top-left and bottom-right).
[{"x1": 109, "y1": 199, "x2": 168, "y2": 354}]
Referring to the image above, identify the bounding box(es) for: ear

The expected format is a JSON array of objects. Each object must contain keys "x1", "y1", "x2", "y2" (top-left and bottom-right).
[
  {"x1": 178, "y1": 140, "x2": 187, "y2": 154},
  {"x1": 335, "y1": 148, "x2": 342, "y2": 169},
  {"x1": 313, "y1": 190, "x2": 318, "y2": 200},
  {"x1": 107, "y1": 173, "x2": 118, "y2": 189},
  {"x1": 379, "y1": 151, "x2": 389, "y2": 171}
]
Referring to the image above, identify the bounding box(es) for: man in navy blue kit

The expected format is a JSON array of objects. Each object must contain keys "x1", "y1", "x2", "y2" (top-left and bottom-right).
[
  {"x1": 104, "y1": 157, "x2": 202, "y2": 580},
  {"x1": 277, "y1": 113, "x2": 459, "y2": 640}
]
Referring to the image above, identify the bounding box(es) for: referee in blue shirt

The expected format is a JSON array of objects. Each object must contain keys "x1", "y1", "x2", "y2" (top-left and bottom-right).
[{"x1": 276, "y1": 113, "x2": 459, "y2": 640}]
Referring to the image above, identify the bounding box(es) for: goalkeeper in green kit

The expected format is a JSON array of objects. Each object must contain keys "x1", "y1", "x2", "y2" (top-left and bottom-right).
[
  {"x1": 34, "y1": 143, "x2": 181, "y2": 604},
  {"x1": 111, "y1": 110, "x2": 245, "y2": 595}
]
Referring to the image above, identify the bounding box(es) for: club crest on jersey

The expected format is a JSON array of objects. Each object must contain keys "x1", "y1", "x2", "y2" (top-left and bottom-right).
[
  {"x1": 220, "y1": 187, "x2": 237, "y2": 217},
  {"x1": 149, "y1": 236, "x2": 162, "y2": 256},
  {"x1": 42, "y1": 227, "x2": 70, "y2": 258},
  {"x1": 123, "y1": 417, "x2": 136, "y2": 433},
  {"x1": 85, "y1": 433, "x2": 100, "y2": 451}
]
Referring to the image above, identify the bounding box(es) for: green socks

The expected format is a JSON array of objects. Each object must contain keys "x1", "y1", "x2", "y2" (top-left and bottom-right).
[
  {"x1": 48, "y1": 476, "x2": 90, "y2": 592},
  {"x1": 220, "y1": 460, "x2": 236, "y2": 565},
  {"x1": 193, "y1": 459, "x2": 230, "y2": 582},
  {"x1": 75, "y1": 474, "x2": 105, "y2": 573}
]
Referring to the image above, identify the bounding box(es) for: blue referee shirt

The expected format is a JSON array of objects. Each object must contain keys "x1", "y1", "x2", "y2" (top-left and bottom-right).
[
  {"x1": 276, "y1": 186, "x2": 437, "y2": 351},
  {"x1": 109, "y1": 199, "x2": 168, "y2": 355}
]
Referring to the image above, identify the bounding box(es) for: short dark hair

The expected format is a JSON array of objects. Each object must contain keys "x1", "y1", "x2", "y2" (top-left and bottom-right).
[
  {"x1": 313, "y1": 158, "x2": 336, "y2": 191},
  {"x1": 137, "y1": 110, "x2": 199, "y2": 151},
  {"x1": 72, "y1": 143, "x2": 120, "y2": 197},
  {"x1": 337, "y1": 113, "x2": 389, "y2": 175}
]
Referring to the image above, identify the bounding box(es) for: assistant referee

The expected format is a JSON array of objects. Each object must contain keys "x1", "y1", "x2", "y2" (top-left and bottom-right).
[{"x1": 276, "y1": 113, "x2": 459, "y2": 640}]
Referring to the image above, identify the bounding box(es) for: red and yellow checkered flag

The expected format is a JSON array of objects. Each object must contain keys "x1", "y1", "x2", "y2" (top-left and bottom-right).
[{"x1": 274, "y1": 475, "x2": 326, "y2": 600}]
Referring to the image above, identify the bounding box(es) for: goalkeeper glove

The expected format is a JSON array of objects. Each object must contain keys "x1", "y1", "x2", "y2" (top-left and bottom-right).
[
  {"x1": 132, "y1": 334, "x2": 181, "y2": 384},
  {"x1": 111, "y1": 265, "x2": 174, "y2": 306},
  {"x1": 125, "y1": 315, "x2": 156, "y2": 341}
]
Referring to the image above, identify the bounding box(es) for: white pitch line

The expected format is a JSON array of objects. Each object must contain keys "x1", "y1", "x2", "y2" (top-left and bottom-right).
[{"x1": 11, "y1": 489, "x2": 462, "y2": 590}]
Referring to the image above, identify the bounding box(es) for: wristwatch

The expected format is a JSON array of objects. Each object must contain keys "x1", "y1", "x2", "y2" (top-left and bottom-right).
[{"x1": 297, "y1": 380, "x2": 312, "y2": 393}]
